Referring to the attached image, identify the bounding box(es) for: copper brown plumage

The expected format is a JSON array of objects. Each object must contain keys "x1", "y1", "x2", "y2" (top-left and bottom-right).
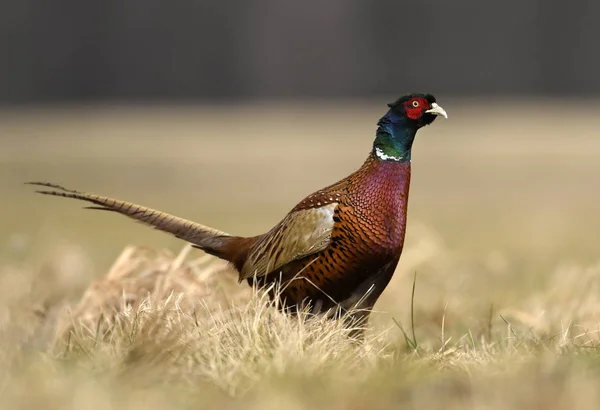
[
  {"x1": 257, "y1": 154, "x2": 412, "y2": 314},
  {"x1": 27, "y1": 93, "x2": 447, "y2": 335}
]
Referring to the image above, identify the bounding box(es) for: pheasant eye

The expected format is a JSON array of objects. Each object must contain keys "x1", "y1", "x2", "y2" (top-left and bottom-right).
[{"x1": 411, "y1": 100, "x2": 419, "y2": 107}]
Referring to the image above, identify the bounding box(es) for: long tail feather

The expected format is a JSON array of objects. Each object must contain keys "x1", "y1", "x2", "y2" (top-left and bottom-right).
[{"x1": 26, "y1": 182, "x2": 233, "y2": 256}]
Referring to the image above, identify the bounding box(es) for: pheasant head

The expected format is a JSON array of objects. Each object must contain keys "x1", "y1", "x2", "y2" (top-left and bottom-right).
[{"x1": 373, "y1": 93, "x2": 447, "y2": 162}]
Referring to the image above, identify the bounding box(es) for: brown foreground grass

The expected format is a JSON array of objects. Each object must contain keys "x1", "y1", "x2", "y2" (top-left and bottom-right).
[
  {"x1": 2, "y1": 100, "x2": 600, "y2": 409},
  {"x1": 2, "y1": 242, "x2": 600, "y2": 410}
]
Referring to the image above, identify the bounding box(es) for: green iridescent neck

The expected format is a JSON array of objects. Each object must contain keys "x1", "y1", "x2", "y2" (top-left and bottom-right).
[{"x1": 372, "y1": 115, "x2": 417, "y2": 162}]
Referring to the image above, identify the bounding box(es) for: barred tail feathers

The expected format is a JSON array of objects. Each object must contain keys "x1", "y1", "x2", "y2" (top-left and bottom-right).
[{"x1": 26, "y1": 182, "x2": 236, "y2": 260}]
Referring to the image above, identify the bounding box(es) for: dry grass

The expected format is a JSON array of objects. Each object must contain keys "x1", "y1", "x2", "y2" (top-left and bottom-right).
[
  {"x1": 2, "y1": 100, "x2": 600, "y2": 409},
  {"x1": 0, "y1": 244, "x2": 390, "y2": 404},
  {"x1": 2, "y1": 240, "x2": 600, "y2": 409}
]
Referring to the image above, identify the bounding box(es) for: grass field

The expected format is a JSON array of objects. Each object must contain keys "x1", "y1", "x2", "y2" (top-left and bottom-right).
[{"x1": 1, "y1": 99, "x2": 600, "y2": 409}]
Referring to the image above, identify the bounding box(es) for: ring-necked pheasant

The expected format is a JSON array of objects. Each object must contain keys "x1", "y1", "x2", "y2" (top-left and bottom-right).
[{"x1": 27, "y1": 93, "x2": 447, "y2": 334}]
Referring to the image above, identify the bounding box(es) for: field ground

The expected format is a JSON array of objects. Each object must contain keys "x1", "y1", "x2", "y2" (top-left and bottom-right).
[{"x1": 1, "y1": 99, "x2": 600, "y2": 409}]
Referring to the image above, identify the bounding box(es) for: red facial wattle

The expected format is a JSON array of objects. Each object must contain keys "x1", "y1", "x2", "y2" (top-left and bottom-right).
[{"x1": 403, "y1": 97, "x2": 430, "y2": 120}]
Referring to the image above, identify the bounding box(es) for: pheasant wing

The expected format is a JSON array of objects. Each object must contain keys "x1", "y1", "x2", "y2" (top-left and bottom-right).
[{"x1": 240, "y1": 202, "x2": 337, "y2": 280}]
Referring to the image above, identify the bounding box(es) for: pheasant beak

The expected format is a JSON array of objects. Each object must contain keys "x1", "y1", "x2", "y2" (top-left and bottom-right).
[{"x1": 425, "y1": 103, "x2": 448, "y2": 119}]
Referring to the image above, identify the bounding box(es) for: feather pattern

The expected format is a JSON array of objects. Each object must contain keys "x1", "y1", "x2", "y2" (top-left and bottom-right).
[
  {"x1": 254, "y1": 154, "x2": 411, "y2": 313},
  {"x1": 241, "y1": 202, "x2": 337, "y2": 280},
  {"x1": 25, "y1": 182, "x2": 233, "y2": 255}
]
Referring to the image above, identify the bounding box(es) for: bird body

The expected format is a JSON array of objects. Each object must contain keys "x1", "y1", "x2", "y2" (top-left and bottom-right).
[
  {"x1": 29, "y1": 93, "x2": 447, "y2": 333},
  {"x1": 260, "y1": 154, "x2": 412, "y2": 312}
]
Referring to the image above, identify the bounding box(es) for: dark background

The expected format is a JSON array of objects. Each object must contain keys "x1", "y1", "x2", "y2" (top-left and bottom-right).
[{"x1": 1, "y1": 0, "x2": 599, "y2": 104}]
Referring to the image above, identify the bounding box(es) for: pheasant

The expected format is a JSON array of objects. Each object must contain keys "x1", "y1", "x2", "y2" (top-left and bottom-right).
[{"x1": 28, "y1": 93, "x2": 447, "y2": 334}]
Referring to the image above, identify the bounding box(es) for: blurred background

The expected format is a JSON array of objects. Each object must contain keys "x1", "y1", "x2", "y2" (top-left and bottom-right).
[
  {"x1": 1, "y1": 0, "x2": 600, "y2": 102},
  {"x1": 1, "y1": 1, "x2": 600, "y2": 330}
]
